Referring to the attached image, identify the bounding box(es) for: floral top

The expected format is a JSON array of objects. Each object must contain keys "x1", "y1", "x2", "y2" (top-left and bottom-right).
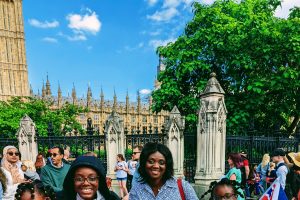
[{"x1": 129, "y1": 177, "x2": 199, "y2": 200}]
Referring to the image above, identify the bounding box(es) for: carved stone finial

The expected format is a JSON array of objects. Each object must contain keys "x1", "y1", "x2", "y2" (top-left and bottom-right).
[{"x1": 201, "y1": 72, "x2": 225, "y2": 95}]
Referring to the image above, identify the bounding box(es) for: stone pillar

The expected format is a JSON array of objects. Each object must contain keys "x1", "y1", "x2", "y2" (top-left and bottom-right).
[
  {"x1": 194, "y1": 73, "x2": 227, "y2": 197},
  {"x1": 17, "y1": 115, "x2": 38, "y2": 162},
  {"x1": 165, "y1": 106, "x2": 185, "y2": 178},
  {"x1": 104, "y1": 111, "x2": 125, "y2": 178}
]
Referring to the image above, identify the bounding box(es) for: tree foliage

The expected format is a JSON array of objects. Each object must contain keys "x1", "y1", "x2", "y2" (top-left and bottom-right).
[
  {"x1": 152, "y1": 0, "x2": 300, "y2": 135},
  {"x1": 0, "y1": 97, "x2": 86, "y2": 137}
]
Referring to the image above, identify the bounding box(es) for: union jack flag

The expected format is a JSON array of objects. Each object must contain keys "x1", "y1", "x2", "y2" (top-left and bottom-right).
[{"x1": 259, "y1": 178, "x2": 288, "y2": 200}]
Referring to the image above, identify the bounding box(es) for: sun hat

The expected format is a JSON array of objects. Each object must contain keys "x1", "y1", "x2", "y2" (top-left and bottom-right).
[{"x1": 288, "y1": 152, "x2": 300, "y2": 168}]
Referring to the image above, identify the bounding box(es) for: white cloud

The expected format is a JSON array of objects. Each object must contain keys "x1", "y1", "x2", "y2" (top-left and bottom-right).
[
  {"x1": 42, "y1": 37, "x2": 58, "y2": 43},
  {"x1": 149, "y1": 30, "x2": 162, "y2": 36},
  {"x1": 58, "y1": 31, "x2": 87, "y2": 41},
  {"x1": 147, "y1": 7, "x2": 179, "y2": 22},
  {"x1": 124, "y1": 42, "x2": 144, "y2": 52},
  {"x1": 163, "y1": 0, "x2": 181, "y2": 8},
  {"x1": 149, "y1": 38, "x2": 176, "y2": 49},
  {"x1": 140, "y1": 89, "x2": 152, "y2": 95},
  {"x1": 147, "y1": 0, "x2": 158, "y2": 6},
  {"x1": 199, "y1": 0, "x2": 215, "y2": 5},
  {"x1": 67, "y1": 9, "x2": 101, "y2": 35},
  {"x1": 275, "y1": 0, "x2": 300, "y2": 18},
  {"x1": 28, "y1": 19, "x2": 59, "y2": 28}
]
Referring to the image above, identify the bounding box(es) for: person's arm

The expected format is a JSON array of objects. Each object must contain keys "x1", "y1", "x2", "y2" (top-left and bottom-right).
[
  {"x1": 229, "y1": 173, "x2": 237, "y2": 181},
  {"x1": 245, "y1": 165, "x2": 250, "y2": 179},
  {"x1": 182, "y1": 180, "x2": 199, "y2": 200},
  {"x1": 123, "y1": 161, "x2": 129, "y2": 173}
]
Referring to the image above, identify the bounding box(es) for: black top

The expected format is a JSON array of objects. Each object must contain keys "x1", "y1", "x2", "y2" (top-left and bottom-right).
[{"x1": 61, "y1": 156, "x2": 120, "y2": 200}]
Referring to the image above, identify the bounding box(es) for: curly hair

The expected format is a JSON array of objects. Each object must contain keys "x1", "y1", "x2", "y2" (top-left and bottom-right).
[
  {"x1": 0, "y1": 168, "x2": 7, "y2": 193},
  {"x1": 15, "y1": 180, "x2": 56, "y2": 200},
  {"x1": 138, "y1": 142, "x2": 174, "y2": 185},
  {"x1": 200, "y1": 178, "x2": 244, "y2": 200}
]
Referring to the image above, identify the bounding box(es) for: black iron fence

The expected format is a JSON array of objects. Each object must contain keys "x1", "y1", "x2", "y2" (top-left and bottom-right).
[
  {"x1": 0, "y1": 120, "x2": 299, "y2": 184},
  {"x1": 124, "y1": 126, "x2": 167, "y2": 160}
]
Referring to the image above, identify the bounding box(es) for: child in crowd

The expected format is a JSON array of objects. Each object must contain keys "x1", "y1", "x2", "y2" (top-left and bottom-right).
[
  {"x1": 114, "y1": 154, "x2": 128, "y2": 199},
  {"x1": 21, "y1": 160, "x2": 40, "y2": 181},
  {"x1": 200, "y1": 178, "x2": 243, "y2": 200},
  {"x1": 15, "y1": 180, "x2": 56, "y2": 200},
  {"x1": 266, "y1": 162, "x2": 276, "y2": 187}
]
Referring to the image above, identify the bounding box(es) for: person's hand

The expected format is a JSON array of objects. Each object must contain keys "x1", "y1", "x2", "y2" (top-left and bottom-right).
[
  {"x1": 122, "y1": 194, "x2": 129, "y2": 200},
  {"x1": 21, "y1": 179, "x2": 32, "y2": 183},
  {"x1": 291, "y1": 197, "x2": 296, "y2": 200}
]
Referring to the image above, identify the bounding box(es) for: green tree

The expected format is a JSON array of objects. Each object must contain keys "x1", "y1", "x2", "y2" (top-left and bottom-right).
[
  {"x1": 0, "y1": 97, "x2": 86, "y2": 137},
  {"x1": 152, "y1": 0, "x2": 300, "y2": 135}
]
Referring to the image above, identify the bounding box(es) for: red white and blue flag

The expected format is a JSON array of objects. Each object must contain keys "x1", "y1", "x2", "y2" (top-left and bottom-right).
[{"x1": 259, "y1": 178, "x2": 288, "y2": 200}]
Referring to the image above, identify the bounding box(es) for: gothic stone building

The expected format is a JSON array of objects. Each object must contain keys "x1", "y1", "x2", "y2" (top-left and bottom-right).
[
  {"x1": 35, "y1": 77, "x2": 169, "y2": 134},
  {"x1": 1, "y1": 0, "x2": 168, "y2": 132},
  {"x1": 0, "y1": 0, "x2": 30, "y2": 101}
]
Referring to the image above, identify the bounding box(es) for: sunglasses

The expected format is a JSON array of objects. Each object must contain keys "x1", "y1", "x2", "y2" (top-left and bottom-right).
[
  {"x1": 7, "y1": 152, "x2": 20, "y2": 156},
  {"x1": 49, "y1": 153, "x2": 60, "y2": 157},
  {"x1": 133, "y1": 152, "x2": 141, "y2": 155}
]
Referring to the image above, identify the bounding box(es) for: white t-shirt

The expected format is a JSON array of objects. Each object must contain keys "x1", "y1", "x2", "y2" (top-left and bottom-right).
[
  {"x1": 127, "y1": 160, "x2": 138, "y2": 175},
  {"x1": 115, "y1": 161, "x2": 127, "y2": 178}
]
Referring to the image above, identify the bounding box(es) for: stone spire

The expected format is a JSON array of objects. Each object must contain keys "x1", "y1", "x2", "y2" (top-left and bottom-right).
[
  {"x1": 100, "y1": 87, "x2": 104, "y2": 110},
  {"x1": 137, "y1": 90, "x2": 141, "y2": 113},
  {"x1": 200, "y1": 72, "x2": 225, "y2": 95},
  {"x1": 125, "y1": 90, "x2": 129, "y2": 112},
  {"x1": 45, "y1": 75, "x2": 51, "y2": 96},
  {"x1": 87, "y1": 85, "x2": 92, "y2": 107},
  {"x1": 112, "y1": 89, "x2": 117, "y2": 112},
  {"x1": 57, "y1": 84, "x2": 62, "y2": 107},
  {"x1": 29, "y1": 85, "x2": 33, "y2": 96},
  {"x1": 72, "y1": 83, "x2": 77, "y2": 105},
  {"x1": 42, "y1": 82, "x2": 46, "y2": 98},
  {"x1": 194, "y1": 72, "x2": 227, "y2": 194}
]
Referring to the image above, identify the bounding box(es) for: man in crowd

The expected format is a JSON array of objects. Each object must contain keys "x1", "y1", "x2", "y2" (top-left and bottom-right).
[
  {"x1": 127, "y1": 145, "x2": 142, "y2": 191},
  {"x1": 271, "y1": 148, "x2": 288, "y2": 189},
  {"x1": 41, "y1": 146, "x2": 70, "y2": 193}
]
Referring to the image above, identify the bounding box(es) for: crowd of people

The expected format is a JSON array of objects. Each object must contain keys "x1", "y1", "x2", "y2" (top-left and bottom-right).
[
  {"x1": 199, "y1": 148, "x2": 300, "y2": 200},
  {"x1": 0, "y1": 143, "x2": 200, "y2": 200},
  {"x1": 0, "y1": 144, "x2": 299, "y2": 200}
]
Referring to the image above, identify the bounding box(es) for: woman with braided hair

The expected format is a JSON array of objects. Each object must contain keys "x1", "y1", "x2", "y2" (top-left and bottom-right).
[
  {"x1": 15, "y1": 180, "x2": 56, "y2": 200},
  {"x1": 200, "y1": 178, "x2": 243, "y2": 200}
]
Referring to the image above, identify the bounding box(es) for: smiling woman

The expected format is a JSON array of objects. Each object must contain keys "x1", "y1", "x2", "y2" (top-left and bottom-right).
[
  {"x1": 62, "y1": 156, "x2": 120, "y2": 200},
  {"x1": 129, "y1": 142, "x2": 199, "y2": 200}
]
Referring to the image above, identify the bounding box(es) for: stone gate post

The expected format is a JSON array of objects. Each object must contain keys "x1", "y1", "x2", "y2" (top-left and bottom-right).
[
  {"x1": 165, "y1": 106, "x2": 185, "y2": 178},
  {"x1": 17, "y1": 115, "x2": 38, "y2": 162},
  {"x1": 104, "y1": 111, "x2": 125, "y2": 179},
  {"x1": 194, "y1": 73, "x2": 227, "y2": 197}
]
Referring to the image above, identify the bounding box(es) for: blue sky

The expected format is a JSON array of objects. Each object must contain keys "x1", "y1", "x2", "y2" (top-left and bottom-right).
[{"x1": 23, "y1": 0, "x2": 299, "y2": 101}]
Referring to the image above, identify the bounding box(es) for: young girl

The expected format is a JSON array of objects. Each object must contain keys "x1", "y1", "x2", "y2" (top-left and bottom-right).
[
  {"x1": 200, "y1": 178, "x2": 243, "y2": 200},
  {"x1": 15, "y1": 180, "x2": 56, "y2": 200},
  {"x1": 114, "y1": 154, "x2": 128, "y2": 199}
]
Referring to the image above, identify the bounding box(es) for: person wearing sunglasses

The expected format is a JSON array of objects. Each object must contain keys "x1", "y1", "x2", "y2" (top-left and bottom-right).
[
  {"x1": 1, "y1": 145, "x2": 27, "y2": 199},
  {"x1": 40, "y1": 146, "x2": 70, "y2": 196},
  {"x1": 62, "y1": 156, "x2": 120, "y2": 200}
]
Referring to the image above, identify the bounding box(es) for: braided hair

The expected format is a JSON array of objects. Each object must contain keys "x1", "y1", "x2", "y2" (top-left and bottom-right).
[
  {"x1": 15, "y1": 180, "x2": 56, "y2": 200},
  {"x1": 0, "y1": 168, "x2": 7, "y2": 193},
  {"x1": 200, "y1": 178, "x2": 244, "y2": 200}
]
